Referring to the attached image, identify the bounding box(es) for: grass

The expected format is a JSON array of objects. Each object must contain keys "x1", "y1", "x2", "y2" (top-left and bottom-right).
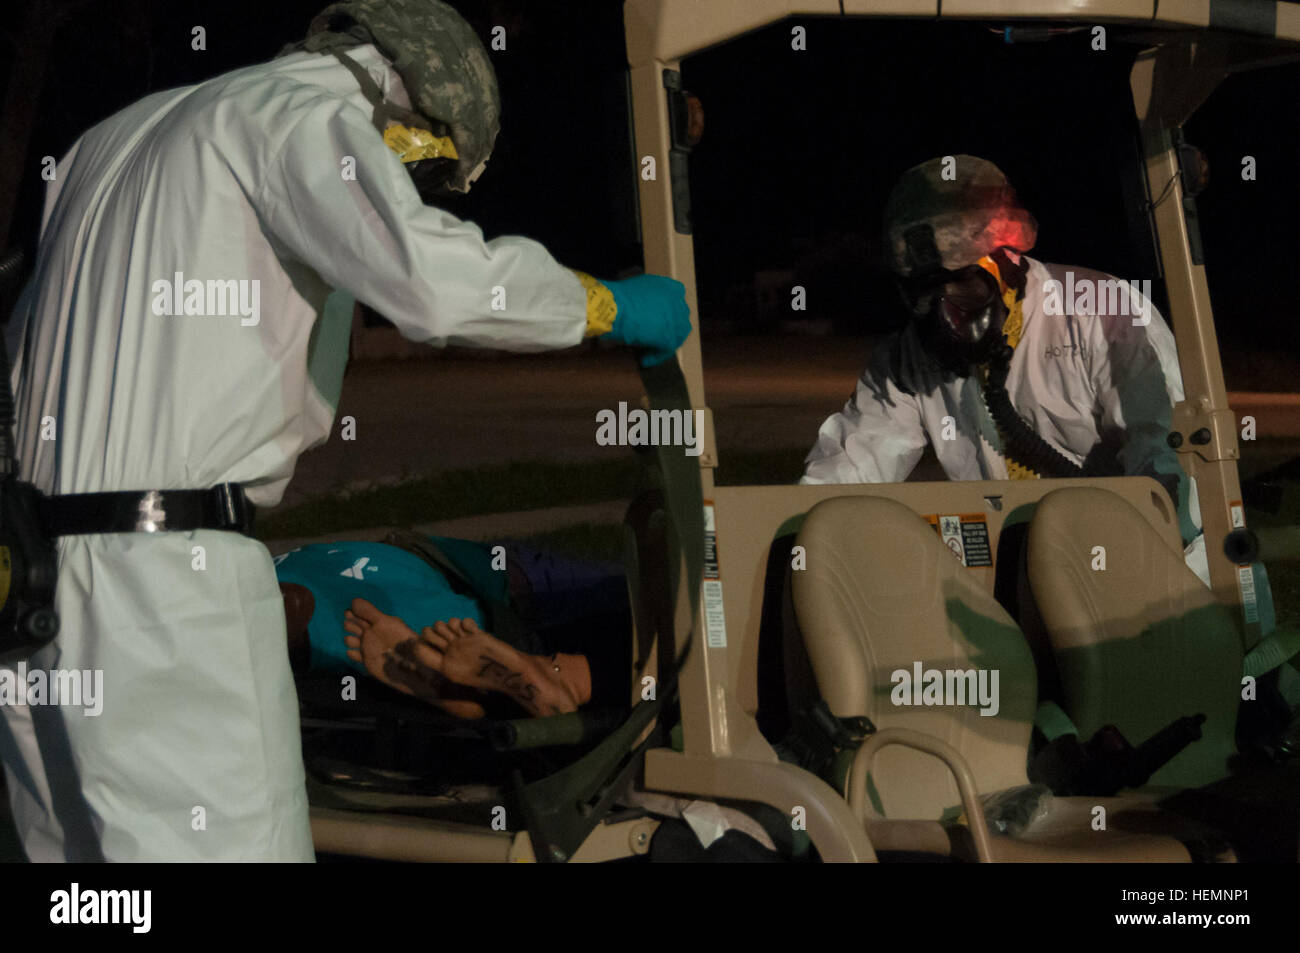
[
  {"x1": 255, "y1": 447, "x2": 809, "y2": 542},
  {"x1": 256, "y1": 458, "x2": 636, "y2": 541}
]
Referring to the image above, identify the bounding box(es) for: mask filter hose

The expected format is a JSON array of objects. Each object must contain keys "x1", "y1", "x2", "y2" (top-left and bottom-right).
[{"x1": 983, "y1": 344, "x2": 1089, "y2": 479}]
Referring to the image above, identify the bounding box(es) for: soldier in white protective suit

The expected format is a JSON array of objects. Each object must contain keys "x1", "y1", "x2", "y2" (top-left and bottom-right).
[
  {"x1": 802, "y1": 155, "x2": 1213, "y2": 581},
  {"x1": 0, "y1": 0, "x2": 689, "y2": 861},
  {"x1": 801, "y1": 156, "x2": 1300, "y2": 720}
]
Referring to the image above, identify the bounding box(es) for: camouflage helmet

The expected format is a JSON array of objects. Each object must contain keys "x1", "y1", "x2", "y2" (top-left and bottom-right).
[
  {"x1": 301, "y1": 0, "x2": 500, "y2": 192},
  {"x1": 884, "y1": 156, "x2": 1037, "y2": 277}
]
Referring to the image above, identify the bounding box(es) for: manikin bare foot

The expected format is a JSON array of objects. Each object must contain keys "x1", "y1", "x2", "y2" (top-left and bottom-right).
[
  {"x1": 417, "y1": 617, "x2": 592, "y2": 718},
  {"x1": 343, "y1": 599, "x2": 486, "y2": 719}
]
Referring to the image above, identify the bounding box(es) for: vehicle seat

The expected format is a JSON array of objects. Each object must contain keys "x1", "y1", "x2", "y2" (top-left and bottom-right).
[
  {"x1": 792, "y1": 495, "x2": 1217, "y2": 862},
  {"x1": 795, "y1": 496, "x2": 1038, "y2": 819},
  {"x1": 1026, "y1": 486, "x2": 1242, "y2": 790}
]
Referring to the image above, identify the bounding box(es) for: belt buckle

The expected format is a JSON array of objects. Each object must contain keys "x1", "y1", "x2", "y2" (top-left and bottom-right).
[{"x1": 135, "y1": 490, "x2": 167, "y2": 533}]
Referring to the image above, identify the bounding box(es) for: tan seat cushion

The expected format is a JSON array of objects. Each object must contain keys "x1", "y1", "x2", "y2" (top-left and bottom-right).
[
  {"x1": 1027, "y1": 487, "x2": 1243, "y2": 789},
  {"x1": 794, "y1": 496, "x2": 1038, "y2": 820}
]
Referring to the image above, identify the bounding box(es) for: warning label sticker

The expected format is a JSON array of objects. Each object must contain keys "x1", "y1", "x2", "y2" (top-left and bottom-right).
[
  {"x1": 1238, "y1": 565, "x2": 1259, "y2": 625},
  {"x1": 925, "y1": 514, "x2": 993, "y2": 568},
  {"x1": 1229, "y1": 500, "x2": 1259, "y2": 624},
  {"x1": 703, "y1": 502, "x2": 727, "y2": 648}
]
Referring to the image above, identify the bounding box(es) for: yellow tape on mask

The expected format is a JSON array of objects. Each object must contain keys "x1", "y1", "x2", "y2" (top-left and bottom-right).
[
  {"x1": 999, "y1": 284, "x2": 1024, "y2": 350},
  {"x1": 571, "y1": 270, "x2": 618, "y2": 338},
  {"x1": 383, "y1": 124, "x2": 459, "y2": 164}
]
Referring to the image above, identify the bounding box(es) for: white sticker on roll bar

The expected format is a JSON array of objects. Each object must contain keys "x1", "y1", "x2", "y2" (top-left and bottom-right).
[
  {"x1": 703, "y1": 502, "x2": 726, "y2": 648},
  {"x1": 1230, "y1": 501, "x2": 1258, "y2": 624}
]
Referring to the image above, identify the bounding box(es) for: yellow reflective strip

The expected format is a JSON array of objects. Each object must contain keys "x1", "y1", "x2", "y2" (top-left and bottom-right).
[
  {"x1": 572, "y1": 270, "x2": 618, "y2": 337},
  {"x1": 1001, "y1": 291, "x2": 1024, "y2": 350},
  {"x1": 1000, "y1": 291, "x2": 1034, "y2": 475}
]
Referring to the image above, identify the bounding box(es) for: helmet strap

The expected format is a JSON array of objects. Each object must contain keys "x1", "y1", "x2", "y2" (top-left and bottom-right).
[{"x1": 330, "y1": 49, "x2": 430, "y2": 137}]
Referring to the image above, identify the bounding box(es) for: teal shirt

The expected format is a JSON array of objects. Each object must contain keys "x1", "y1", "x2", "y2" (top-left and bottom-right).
[{"x1": 273, "y1": 536, "x2": 507, "y2": 674}]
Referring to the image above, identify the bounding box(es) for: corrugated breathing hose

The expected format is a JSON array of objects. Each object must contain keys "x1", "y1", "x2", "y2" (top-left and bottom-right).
[{"x1": 982, "y1": 342, "x2": 1092, "y2": 479}]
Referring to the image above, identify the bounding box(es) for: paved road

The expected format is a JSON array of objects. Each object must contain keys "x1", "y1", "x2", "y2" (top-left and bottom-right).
[
  {"x1": 270, "y1": 336, "x2": 871, "y2": 512},
  {"x1": 267, "y1": 335, "x2": 1300, "y2": 517}
]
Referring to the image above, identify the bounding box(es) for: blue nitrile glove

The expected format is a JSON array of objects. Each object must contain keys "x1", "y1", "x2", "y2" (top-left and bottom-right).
[{"x1": 600, "y1": 275, "x2": 692, "y2": 367}]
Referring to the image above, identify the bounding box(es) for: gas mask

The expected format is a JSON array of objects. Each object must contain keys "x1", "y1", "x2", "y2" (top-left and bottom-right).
[
  {"x1": 395, "y1": 123, "x2": 461, "y2": 202},
  {"x1": 896, "y1": 225, "x2": 1026, "y2": 374},
  {"x1": 405, "y1": 155, "x2": 459, "y2": 202},
  {"x1": 900, "y1": 258, "x2": 1009, "y2": 372}
]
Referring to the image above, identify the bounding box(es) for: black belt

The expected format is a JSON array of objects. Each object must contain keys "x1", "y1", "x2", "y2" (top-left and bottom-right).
[{"x1": 38, "y1": 483, "x2": 255, "y2": 537}]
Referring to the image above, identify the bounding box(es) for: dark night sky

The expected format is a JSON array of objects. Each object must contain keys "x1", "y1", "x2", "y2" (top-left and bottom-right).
[{"x1": 4, "y1": 1, "x2": 1299, "y2": 351}]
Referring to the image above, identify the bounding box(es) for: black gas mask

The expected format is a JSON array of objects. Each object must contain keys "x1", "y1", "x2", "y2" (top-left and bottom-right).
[
  {"x1": 382, "y1": 114, "x2": 460, "y2": 204},
  {"x1": 404, "y1": 143, "x2": 460, "y2": 203},
  {"x1": 896, "y1": 227, "x2": 1022, "y2": 374}
]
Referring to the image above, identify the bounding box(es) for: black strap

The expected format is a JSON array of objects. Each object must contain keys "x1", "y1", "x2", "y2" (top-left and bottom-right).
[
  {"x1": 329, "y1": 49, "x2": 430, "y2": 137},
  {"x1": 1032, "y1": 715, "x2": 1206, "y2": 796},
  {"x1": 776, "y1": 700, "x2": 875, "y2": 777},
  {"x1": 513, "y1": 356, "x2": 704, "y2": 862},
  {"x1": 38, "y1": 483, "x2": 255, "y2": 537}
]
